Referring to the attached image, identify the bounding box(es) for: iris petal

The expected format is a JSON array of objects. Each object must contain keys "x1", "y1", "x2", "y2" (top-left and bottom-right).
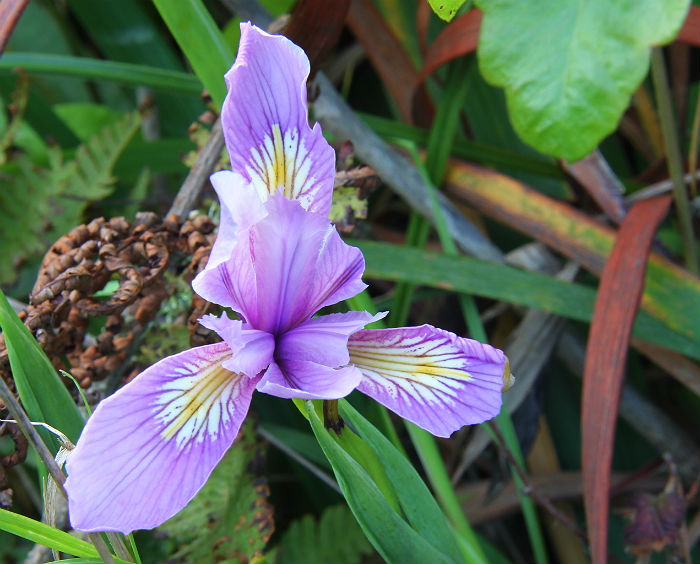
[
  {"x1": 213, "y1": 193, "x2": 366, "y2": 333},
  {"x1": 65, "y1": 343, "x2": 257, "y2": 533},
  {"x1": 192, "y1": 171, "x2": 267, "y2": 307},
  {"x1": 277, "y1": 311, "x2": 386, "y2": 367},
  {"x1": 349, "y1": 325, "x2": 508, "y2": 437},
  {"x1": 222, "y1": 23, "x2": 335, "y2": 216},
  {"x1": 256, "y1": 360, "x2": 362, "y2": 400}
]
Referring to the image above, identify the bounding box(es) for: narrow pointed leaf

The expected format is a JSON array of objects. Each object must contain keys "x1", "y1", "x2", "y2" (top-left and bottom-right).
[
  {"x1": 0, "y1": 508, "x2": 98, "y2": 559},
  {"x1": 0, "y1": 289, "x2": 84, "y2": 452},
  {"x1": 305, "y1": 402, "x2": 457, "y2": 564},
  {"x1": 582, "y1": 196, "x2": 671, "y2": 564},
  {"x1": 153, "y1": 0, "x2": 235, "y2": 108},
  {"x1": 352, "y1": 240, "x2": 698, "y2": 359},
  {"x1": 444, "y1": 159, "x2": 700, "y2": 350},
  {"x1": 339, "y1": 401, "x2": 465, "y2": 563}
]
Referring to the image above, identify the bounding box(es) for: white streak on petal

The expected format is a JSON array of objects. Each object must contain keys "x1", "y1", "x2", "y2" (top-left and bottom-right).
[
  {"x1": 65, "y1": 344, "x2": 258, "y2": 533},
  {"x1": 349, "y1": 325, "x2": 508, "y2": 437}
]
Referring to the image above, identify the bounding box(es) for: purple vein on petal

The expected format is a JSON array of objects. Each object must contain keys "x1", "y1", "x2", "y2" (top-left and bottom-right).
[
  {"x1": 349, "y1": 325, "x2": 508, "y2": 437},
  {"x1": 65, "y1": 343, "x2": 257, "y2": 534},
  {"x1": 221, "y1": 23, "x2": 335, "y2": 216}
]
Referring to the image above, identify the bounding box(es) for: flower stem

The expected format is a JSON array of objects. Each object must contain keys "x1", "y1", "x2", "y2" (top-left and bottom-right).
[
  {"x1": 323, "y1": 399, "x2": 344, "y2": 433},
  {"x1": 651, "y1": 47, "x2": 698, "y2": 274}
]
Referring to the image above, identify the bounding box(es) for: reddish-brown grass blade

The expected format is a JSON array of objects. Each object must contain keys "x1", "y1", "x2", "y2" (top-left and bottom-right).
[
  {"x1": 285, "y1": 0, "x2": 350, "y2": 75},
  {"x1": 418, "y1": 9, "x2": 482, "y2": 83},
  {"x1": 346, "y1": 0, "x2": 433, "y2": 125},
  {"x1": 416, "y1": 0, "x2": 431, "y2": 56},
  {"x1": 677, "y1": 6, "x2": 699, "y2": 47},
  {"x1": 0, "y1": 0, "x2": 30, "y2": 54},
  {"x1": 582, "y1": 195, "x2": 671, "y2": 564}
]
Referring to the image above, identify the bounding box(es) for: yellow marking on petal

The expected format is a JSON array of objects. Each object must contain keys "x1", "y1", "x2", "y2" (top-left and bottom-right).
[
  {"x1": 348, "y1": 348, "x2": 473, "y2": 381},
  {"x1": 271, "y1": 125, "x2": 287, "y2": 196},
  {"x1": 248, "y1": 124, "x2": 312, "y2": 204},
  {"x1": 156, "y1": 358, "x2": 238, "y2": 449}
]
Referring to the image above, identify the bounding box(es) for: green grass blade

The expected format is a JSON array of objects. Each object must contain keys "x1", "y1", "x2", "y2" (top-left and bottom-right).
[
  {"x1": 0, "y1": 290, "x2": 84, "y2": 452},
  {"x1": 353, "y1": 240, "x2": 698, "y2": 359},
  {"x1": 153, "y1": 0, "x2": 235, "y2": 108},
  {"x1": 0, "y1": 54, "x2": 202, "y2": 94},
  {"x1": 0, "y1": 508, "x2": 98, "y2": 558}
]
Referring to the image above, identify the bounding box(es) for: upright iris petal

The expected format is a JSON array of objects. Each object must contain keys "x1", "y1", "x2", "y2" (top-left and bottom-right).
[{"x1": 221, "y1": 22, "x2": 335, "y2": 216}]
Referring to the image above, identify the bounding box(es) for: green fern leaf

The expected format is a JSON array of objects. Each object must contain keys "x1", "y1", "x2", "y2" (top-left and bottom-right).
[
  {"x1": 278, "y1": 504, "x2": 374, "y2": 564},
  {"x1": 0, "y1": 111, "x2": 141, "y2": 284},
  {"x1": 158, "y1": 423, "x2": 274, "y2": 564}
]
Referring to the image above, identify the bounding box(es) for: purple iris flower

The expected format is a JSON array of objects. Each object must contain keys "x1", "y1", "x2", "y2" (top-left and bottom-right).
[{"x1": 64, "y1": 23, "x2": 512, "y2": 534}]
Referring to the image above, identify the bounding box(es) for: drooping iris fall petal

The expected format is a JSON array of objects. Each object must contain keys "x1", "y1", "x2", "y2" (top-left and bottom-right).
[
  {"x1": 64, "y1": 344, "x2": 257, "y2": 533},
  {"x1": 222, "y1": 22, "x2": 335, "y2": 216},
  {"x1": 349, "y1": 325, "x2": 510, "y2": 437}
]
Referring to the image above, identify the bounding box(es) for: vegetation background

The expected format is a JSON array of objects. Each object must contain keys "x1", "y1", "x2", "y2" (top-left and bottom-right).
[{"x1": 0, "y1": 1, "x2": 698, "y2": 563}]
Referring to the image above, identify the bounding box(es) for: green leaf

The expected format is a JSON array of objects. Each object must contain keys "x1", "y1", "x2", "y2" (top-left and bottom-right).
[
  {"x1": 67, "y1": 0, "x2": 204, "y2": 136},
  {"x1": 474, "y1": 0, "x2": 691, "y2": 160},
  {"x1": 305, "y1": 402, "x2": 457, "y2": 564},
  {"x1": 158, "y1": 423, "x2": 274, "y2": 563},
  {"x1": 428, "y1": 0, "x2": 468, "y2": 21},
  {"x1": 0, "y1": 508, "x2": 97, "y2": 558},
  {"x1": 153, "y1": 0, "x2": 235, "y2": 109},
  {"x1": 0, "y1": 290, "x2": 84, "y2": 452},
  {"x1": 0, "y1": 54, "x2": 202, "y2": 96},
  {"x1": 339, "y1": 401, "x2": 464, "y2": 564},
  {"x1": 279, "y1": 504, "x2": 374, "y2": 564},
  {"x1": 352, "y1": 239, "x2": 699, "y2": 359}
]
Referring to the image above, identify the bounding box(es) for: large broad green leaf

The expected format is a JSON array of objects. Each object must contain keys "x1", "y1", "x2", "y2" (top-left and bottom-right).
[
  {"x1": 305, "y1": 402, "x2": 458, "y2": 564},
  {"x1": 474, "y1": 0, "x2": 691, "y2": 161},
  {"x1": 0, "y1": 290, "x2": 84, "y2": 452},
  {"x1": 428, "y1": 0, "x2": 468, "y2": 21}
]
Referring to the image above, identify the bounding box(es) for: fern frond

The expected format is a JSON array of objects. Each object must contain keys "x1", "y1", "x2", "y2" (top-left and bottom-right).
[
  {"x1": 278, "y1": 504, "x2": 374, "y2": 564},
  {"x1": 0, "y1": 111, "x2": 142, "y2": 284},
  {"x1": 158, "y1": 423, "x2": 274, "y2": 564}
]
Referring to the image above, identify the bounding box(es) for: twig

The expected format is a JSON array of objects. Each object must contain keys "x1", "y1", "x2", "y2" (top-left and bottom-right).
[
  {"x1": 626, "y1": 169, "x2": 700, "y2": 204},
  {"x1": 0, "y1": 0, "x2": 29, "y2": 54},
  {"x1": 167, "y1": 119, "x2": 224, "y2": 220},
  {"x1": 487, "y1": 421, "x2": 588, "y2": 542},
  {"x1": 0, "y1": 377, "x2": 66, "y2": 490}
]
